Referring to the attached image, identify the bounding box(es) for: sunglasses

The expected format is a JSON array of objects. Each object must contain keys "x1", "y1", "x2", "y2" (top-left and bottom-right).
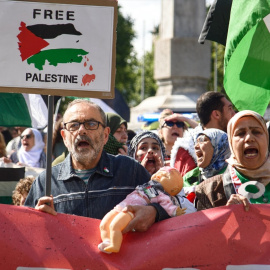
[
  {"x1": 162, "y1": 121, "x2": 185, "y2": 128},
  {"x1": 20, "y1": 134, "x2": 32, "y2": 140}
]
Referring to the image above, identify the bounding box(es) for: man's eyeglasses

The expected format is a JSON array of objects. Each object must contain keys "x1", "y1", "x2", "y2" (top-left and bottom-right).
[
  {"x1": 63, "y1": 120, "x2": 105, "y2": 131},
  {"x1": 162, "y1": 121, "x2": 185, "y2": 128},
  {"x1": 20, "y1": 134, "x2": 32, "y2": 140}
]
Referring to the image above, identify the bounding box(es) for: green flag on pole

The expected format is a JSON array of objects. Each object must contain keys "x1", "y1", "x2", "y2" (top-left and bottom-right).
[
  {"x1": 224, "y1": 0, "x2": 270, "y2": 115},
  {"x1": 0, "y1": 93, "x2": 48, "y2": 128}
]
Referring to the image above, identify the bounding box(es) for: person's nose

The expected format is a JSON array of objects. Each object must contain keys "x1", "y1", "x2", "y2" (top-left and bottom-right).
[
  {"x1": 195, "y1": 142, "x2": 200, "y2": 150},
  {"x1": 245, "y1": 131, "x2": 255, "y2": 142},
  {"x1": 122, "y1": 131, "x2": 128, "y2": 139},
  {"x1": 147, "y1": 148, "x2": 154, "y2": 155},
  {"x1": 78, "y1": 123, "x2": 87, "y2": 135}
]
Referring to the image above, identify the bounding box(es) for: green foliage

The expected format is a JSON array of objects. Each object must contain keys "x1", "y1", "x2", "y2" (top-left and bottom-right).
[
  {"x1": 58, "y1": 6, "x2": 157, "y2": 109},
  {"x1": 58, "y1": 96, "x2": 75, "y2": 115},
  {"x1": 207, "y1": 42, "x2": 226, "y2": 94},
  {"x1": 115, "y1": 6, "x2": 140, "y2": 105},
  {"x1": 115, "y1": 7, "x2": 158, "y2": 106},
  {"x1": 132, "y1": 48, "x2": 158, "y2": 106},
  {"x1": 207, "y1": 42, "x2": 236, "y2": 108}
]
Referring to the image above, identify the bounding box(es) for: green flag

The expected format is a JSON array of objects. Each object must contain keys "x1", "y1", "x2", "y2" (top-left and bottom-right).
[
  {"x1": 0, "y1": 93, "x2": 47, "y2": 128},
  {"x1": 198, "y1": 0, "x2": 232, "y2": 46},
  {"x1": 224, "y1": 0, "x2": 270, "y2": 115}
]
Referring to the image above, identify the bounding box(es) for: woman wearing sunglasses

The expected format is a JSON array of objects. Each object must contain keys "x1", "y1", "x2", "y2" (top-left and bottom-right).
[
  {"x1": 158, "y1": 109, "x2": 198, "y2": 165},
  {"x1": 3, "y1": 128, "x2": 46, "y2": 168}
]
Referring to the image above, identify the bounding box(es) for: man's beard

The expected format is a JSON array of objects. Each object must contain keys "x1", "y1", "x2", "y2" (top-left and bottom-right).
[
  {"x1": 219, "y1": 114, "x2": 228, "y2": 132},
  {"x1": 68, "y1": 134, "x2": 103, "y2": 166}
]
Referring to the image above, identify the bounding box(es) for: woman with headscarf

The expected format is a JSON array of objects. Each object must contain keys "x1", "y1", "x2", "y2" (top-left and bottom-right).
[
  {"x1": 128, "y1": 131, "x2": 166, "y2": 176},
  {"x1": 183, "y1": 129, "x2": 231, "y2": 202},
  {"x1": 195, "y1": 110, "x2": 270, "y2": 211},
  {"x1": 4, "y1": 128, "x2": 46, "y2": 168},
  {"x1": 104, "y1": 113, "x2": 128, "y2": 155},
  {"x1": 128, "y1": 130, "x2": 197, "y2": 214}
]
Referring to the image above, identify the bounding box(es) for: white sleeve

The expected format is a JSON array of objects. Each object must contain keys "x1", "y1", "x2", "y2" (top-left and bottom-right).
[{"x1": 176, "y1": 189, "x2": 197, "y2": 214}]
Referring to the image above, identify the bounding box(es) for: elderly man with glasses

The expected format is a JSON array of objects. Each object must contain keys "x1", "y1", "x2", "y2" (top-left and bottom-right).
[{"x1": 25, "y1": 99, "x2": 172, "y2": 233}]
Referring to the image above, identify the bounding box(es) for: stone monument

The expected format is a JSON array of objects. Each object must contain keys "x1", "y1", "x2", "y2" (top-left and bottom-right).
[{"x1": 130, "y1": 0, "x2": 211, "y2": 125}]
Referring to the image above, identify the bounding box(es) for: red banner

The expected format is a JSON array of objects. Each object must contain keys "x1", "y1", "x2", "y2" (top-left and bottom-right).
[{"x1": 1, "y1": 204, "x2": 270, "y2": 270}]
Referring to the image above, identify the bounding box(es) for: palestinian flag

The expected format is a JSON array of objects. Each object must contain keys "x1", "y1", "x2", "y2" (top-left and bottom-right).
[
  {"x1": 224, "y1": 0, "x2": 270, "y2": 115},
  {"x1": 0, "y1": 167, "x2": 25, "y2": 204},
  {"x1": 198, "y1": 0, "x2": 232, "y2": 46},
  {"x1": 17, "y1": 22, "x2": 88, "y2": 70},
  {"x1": 0, "y1": 93, "x2": 48, "y2": 128}
]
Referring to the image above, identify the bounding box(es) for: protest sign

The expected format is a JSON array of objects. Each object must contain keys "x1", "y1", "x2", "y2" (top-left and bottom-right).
[{"x1": 0, "y1": 0, "x2": 117, "y2": 99}]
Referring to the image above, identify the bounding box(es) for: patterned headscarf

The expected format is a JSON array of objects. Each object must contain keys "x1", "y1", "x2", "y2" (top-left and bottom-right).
[
  {"x1": 226, "y1": 110, "x2": 270, "y2": 185},
  {"x1": 128, "y1": 131, "x2": 166, "y2": 162},
  {"x1": 196, "y1": 128, "x2": 231, "y2": 178}
]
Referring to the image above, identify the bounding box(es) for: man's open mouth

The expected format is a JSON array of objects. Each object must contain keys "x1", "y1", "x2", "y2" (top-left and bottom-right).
[{"x1": 77, "y1": 141, "x2": 90, "y2": 147}]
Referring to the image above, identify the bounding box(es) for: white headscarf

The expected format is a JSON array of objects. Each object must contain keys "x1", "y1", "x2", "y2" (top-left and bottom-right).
[{"x1": 18, "y1": 128, "x2": 45, "y2": 168}]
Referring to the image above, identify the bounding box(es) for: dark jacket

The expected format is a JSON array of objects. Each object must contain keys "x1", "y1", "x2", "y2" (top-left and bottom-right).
[
  {"x1": 195, "y1": 174, "x2": 228, "y2": 211},
  {"x1": 25, "y1": 151, "x2": 170, "y2": 220}
]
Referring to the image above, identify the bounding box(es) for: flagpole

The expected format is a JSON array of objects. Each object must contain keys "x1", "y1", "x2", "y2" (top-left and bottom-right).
[
  {"x1": 214, "y1": 42, "x2": 218, "y2": 92},
  {"x1": 45, "y1": 95, "x2": 54, "y2": 196}
]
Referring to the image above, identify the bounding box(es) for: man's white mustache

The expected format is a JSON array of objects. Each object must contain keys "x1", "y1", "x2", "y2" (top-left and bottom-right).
[{"x1": 75, "y1": 135, "x2": 94, "y2": 148}]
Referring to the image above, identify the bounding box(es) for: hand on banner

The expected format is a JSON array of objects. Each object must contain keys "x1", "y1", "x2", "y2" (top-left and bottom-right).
[
  {"x1": 122, "y1": 205, "x2": 156, "y2": 233},
  {"x1": 35, "y1": 195, "x2": 57, "y2": 216},
  {"x1": 226, "y1": 194, "x2": 250, "y2": 212}
]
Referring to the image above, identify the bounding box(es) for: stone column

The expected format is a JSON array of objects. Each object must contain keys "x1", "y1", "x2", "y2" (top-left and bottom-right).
[{"x1": 154, "y1": 0, "x2": 211, "y2": 97}]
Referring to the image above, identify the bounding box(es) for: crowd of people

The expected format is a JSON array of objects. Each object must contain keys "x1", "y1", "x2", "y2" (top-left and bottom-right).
[{"x1": 0, "y1": 91, "x2": 269, "y2": 250}]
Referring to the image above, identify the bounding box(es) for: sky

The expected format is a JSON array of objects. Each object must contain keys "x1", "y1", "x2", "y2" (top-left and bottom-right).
[{"x1": 118, "y1": 0, "x2": 214, "y2": 58}]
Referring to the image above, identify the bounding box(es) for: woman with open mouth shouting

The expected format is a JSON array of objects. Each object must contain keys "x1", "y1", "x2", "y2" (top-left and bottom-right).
[
  {"x1": 128, "y1": 131, "x2": 166, "y2": 176},
  {"x1": 195, "y1": 110, "x2": 270, "y2": 211},
  {"x1": 128, "y1": 130, "x2": 197, "y2": 214},
  {"x1": 183, "y1": 128, "x2": 231, "y2": 203},
  {"x1": 3, "y1": 128, "x2": 46, "y2": 168}
]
